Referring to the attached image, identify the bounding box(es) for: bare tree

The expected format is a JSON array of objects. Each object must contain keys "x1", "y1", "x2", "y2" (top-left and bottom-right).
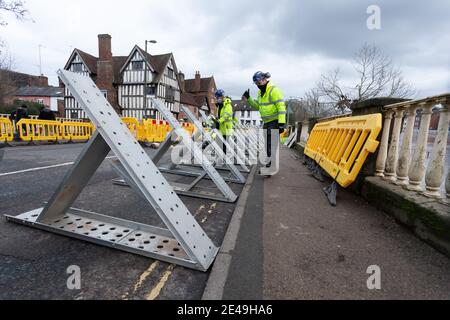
[
  {"x1": 288, "y1": 89, "x2": 341, "y2": 123},
  {"x1": 0, "y1": 1, "x2": 30, "y2": 107},
  {"x1": 0, "y1": 0, "x2": 29, "y2": 26},
  {"x1": 317, "y1": 44, "x2": 416, "y2": 107}
]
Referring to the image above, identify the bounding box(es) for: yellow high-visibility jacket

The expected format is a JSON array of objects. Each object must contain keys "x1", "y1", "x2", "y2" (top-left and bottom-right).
[
  {"x1": 248, "y1": 81, "x2": 286, "y2": 124},
  {"x1": 217, "y1": 97, "x2": 234, "y2": 136}
]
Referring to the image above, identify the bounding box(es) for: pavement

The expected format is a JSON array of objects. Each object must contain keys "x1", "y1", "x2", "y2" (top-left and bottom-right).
[
  {"x1": 214, "y1": 146, "x2": 450, "y2": 299},
  {"x1": 0, "y1": 143, "x2": 245, "y2": 300}
]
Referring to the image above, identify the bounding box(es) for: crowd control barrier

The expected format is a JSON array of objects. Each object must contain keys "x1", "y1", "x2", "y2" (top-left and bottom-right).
[
  {"x1": 0, "y1": 118, "x2": 14, "y2": 143},
  {"x1": 16, "y1": 119, "x2": 61, "y2": 142},
  {"x1": 16, "y1": 119, "x2": 94, "y2": 142},
  {"x1": 60, "y1": 121, "x2": 94, "y2": 141},
  {"x1": 304, "y1": 114, "x2": 382, "y2": 187}
]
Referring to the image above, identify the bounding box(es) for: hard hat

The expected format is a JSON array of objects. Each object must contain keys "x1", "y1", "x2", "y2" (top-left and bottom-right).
[
  {"x1": 252, "y1": 71, "x2": 271, "y2": 83},
  {"x1": 214, "y1": 89, "x2": 225, "y2": 98}
]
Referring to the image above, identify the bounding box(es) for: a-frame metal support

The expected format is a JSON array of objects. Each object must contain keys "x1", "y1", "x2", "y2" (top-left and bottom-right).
[
  {"x1": 182, "y1": 105, "x2": 249, "y2": 177},
  {"x1": 5, "y1": 70, "x2": 219, "y2": 272},
  {"x1": 197, "y1": 109, "x2": 251, "y2": 171},
  {"x1": 150, "y1": 98, "x2": 238, "y2": 202}
]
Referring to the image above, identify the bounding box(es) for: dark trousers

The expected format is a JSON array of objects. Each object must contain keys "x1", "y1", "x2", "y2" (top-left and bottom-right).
[
  {"x1": 222, "y1": 135, "x2": 230, "y2": 155},
  {"x1": 263, "y1": 120, "x2": 279, "y2": 158}
]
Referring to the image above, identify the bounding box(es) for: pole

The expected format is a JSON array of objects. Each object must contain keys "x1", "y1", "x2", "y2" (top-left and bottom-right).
[
  {"x1": 143, "y1": 41, "x2": 147, "y2": 118},
  {"x1": 38, "y1": 44, "x2": 43, "y2": 76}
]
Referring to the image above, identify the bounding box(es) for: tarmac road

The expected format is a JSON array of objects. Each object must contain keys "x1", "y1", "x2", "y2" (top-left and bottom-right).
[{"x1": 0, "y1": 143, "x2": 244, "y2": 300}]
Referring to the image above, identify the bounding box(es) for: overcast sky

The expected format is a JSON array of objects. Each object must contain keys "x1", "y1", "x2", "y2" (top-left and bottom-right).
[{"x1": 1, "y1": 0, "x2": 449, "y2": 99}]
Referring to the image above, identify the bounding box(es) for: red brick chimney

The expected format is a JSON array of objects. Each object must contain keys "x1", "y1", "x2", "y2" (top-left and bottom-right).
[
  {"x1": 178, "y1": 71, "x2": 185, "y2": 92},
  {"x1": 96, "y1": 34, "x2": 118, "y2": 112},
  {"x1": 35, "y1": 76, "x2": 48, "y2": 87},
  {"x1": 98, "y1": 34, "x2": 112, "y2": 61},
  {"x1": 194, "y1": 71, "x2": 201, "y2": 92}
]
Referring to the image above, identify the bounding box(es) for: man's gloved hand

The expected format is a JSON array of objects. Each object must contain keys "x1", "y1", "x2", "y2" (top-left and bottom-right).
[
  {"x1": 242, "y1": 89, "x2": 250, "y2": 100},
  {"x1": 278, "y1": 123, "x2": 285, "y2": 134},
  {"x1": 213, "y1": 118, "x2": 220, "y2": 129}
]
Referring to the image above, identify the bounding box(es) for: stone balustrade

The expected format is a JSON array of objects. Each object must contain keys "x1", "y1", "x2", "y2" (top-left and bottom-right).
[{"x1": 375, "y1": 93, "x2": 450, "y2": 201}]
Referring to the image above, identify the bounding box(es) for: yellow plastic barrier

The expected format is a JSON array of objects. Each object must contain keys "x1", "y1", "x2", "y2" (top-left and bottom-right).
[
  {"x1": 304, "y1": 114, "x2": 382, "y2": 187},
  {"x1": 181, "y1": 122, "x2": 195, "y2": 137},
  {"x1": 121, "y1": 117, "x2": 140, "y2": 138},
  {"x1": 122, "y1": 117, "x2": 196, "y2": 143},
  {"x1": 1, "y1": 118, "x2": 14, "y2": 142},
  {"x1": 16, "y1": 119, "x2": 62, "y2": 142},
  {"x1": 61, "y1": 121, "x2": 94, "y2": 141}
]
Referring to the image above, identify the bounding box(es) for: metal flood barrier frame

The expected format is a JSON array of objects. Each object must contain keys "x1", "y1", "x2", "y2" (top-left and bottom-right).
[
  {"x1": 304, "y1": 114, "x2": 382, "y2": 188},
  {"x1": 5, "y1": 70, "x2": 219, "y2": 272},
  {"x1": 198, "y1": 109, "x2": 258, "y2": 167},
  {"x1": 149, "y1": 98, "x2": 241, "y2": 202},
  {"x1": 182, "y1": 106, "x2": 249, "y2": 176},
  {"x1": 112, "y1": 104, "x2": 248, "y2": 203},
  {"x1": 111, "y1": 131, "x2": 239, "y2": 203}
]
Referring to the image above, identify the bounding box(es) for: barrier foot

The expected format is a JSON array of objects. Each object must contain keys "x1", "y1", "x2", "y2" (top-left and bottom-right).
[
  {"x1": 323, "y1": 181, "x2": 337, "y2": 206},
  {"x1": 302, "y1": 154, "x2": 308, "y2": 165},
  {"x1": 312, "y1": 165, "x2": 325, "y2": 182},
  {"x1": 306, "y1": 158, "x2": 315, "y2": 171}
]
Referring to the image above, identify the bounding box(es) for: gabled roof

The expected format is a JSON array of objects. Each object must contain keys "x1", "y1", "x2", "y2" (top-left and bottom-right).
[
  {"x1": 63, "y1": 44, "x2": 184, "y2": 88},
  {"x1": 149, "y1": 52, "x2": 173, "y2": 83},
  {"x1": 112, "y1": 56, "x2": 128, "y2": 84},
  {"x1": 181, "y1": 92, "x2": 202, "y2": 107},
  {"x1": 14, "y1": 86, "x2": 64, "y2": 97},
  {"x1": 64, "y1": 49, "x2": 98, "y2": 74},
  {"x1": 0, "y1": 69, "x2": 47, "y2": 88},
  {"x1": 76, "y1": 49, "x2": 98, "y2": 74},
  {"x1": 185, "y1": 76, "x2": 215, "y2": 93},
  {"x1": 120, "y1": 46, "x2": 180, "y2": 86}
]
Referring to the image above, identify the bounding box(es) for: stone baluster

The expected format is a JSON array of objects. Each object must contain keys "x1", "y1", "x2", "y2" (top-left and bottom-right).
[
  {"x1": 407, "y1": 103, "x2": 434, "y2": 191},
  {"x1": 375, "y1": 109, "x2": 394, "y2": 177},
  {"x1": 383, "y1": 107, "x2": 405, "y2": 182},
  {"x1": 395, "y1": 105, "x2": 417, "y2": 185},
  {"x1": 424, "y1": 102, "x2": 450, "y2": 198},
  {"x1": 445, "y1": 171, "x2": 450, "y2": 204}
]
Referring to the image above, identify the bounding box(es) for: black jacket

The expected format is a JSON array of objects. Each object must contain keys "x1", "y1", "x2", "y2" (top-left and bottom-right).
[
  {"x1": 38, "y1": 108, "x2": 56, "y2": 121},
  {"x1": 10, "y1": 109, "x2": 29, "y2": 122}
]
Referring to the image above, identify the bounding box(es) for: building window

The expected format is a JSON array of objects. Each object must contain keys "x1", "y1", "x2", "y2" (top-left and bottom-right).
[
  {"x1": 132, "y1": 61, "x2": 144, "y2": 70},
  {"x1": 36, "y1": 99, "x2": 44, "y2": 104},
  {"x1": 253, "y1": 120, "x2": 256, "y2": 126},
  {"x1": 72, "y1": 63, "x2": 83, "y2": 72},
  {"x1": 168, "y1": 68, "x2": 174, "y2": 79},
  {"x1": 241, "y1": 120, "x2": 244, "y2": 125},
  {"x1": 241, "y1": 111, "x2": 245, "y2": 117},
  {"x1": 101, "y1": 90, "x2": 108, "y2": 99},
  {"x1": 260, "y1": 120, "x2": 263, "y2": 125},
  {"x1": 165, "y1": 86, "x2": 175, "y2": 102},
  {"x1": 247, "y1": 110, "x2": 251, "y2": 117},
  {"x1": 146, "y1": 85, "x2": 156, "y2": 96},
  {"x1": 71, "y1": 111, "x2": 79, "y2": 119}
]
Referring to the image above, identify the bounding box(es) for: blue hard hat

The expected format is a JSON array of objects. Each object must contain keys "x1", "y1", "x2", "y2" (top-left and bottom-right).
[
  {"x1": 253, "y1": 71, "x2": 271, "y2": 83},
  {"x1": 215, "y1": 89, "x2": 225, "y2": 98}
]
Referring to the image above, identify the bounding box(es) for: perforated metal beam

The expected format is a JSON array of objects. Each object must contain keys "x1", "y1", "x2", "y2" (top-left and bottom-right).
[
  {"x1": 151, "y1": 98, "x2": 238, "y2": 202},
  {"x1": 5, "y1": 70, "x2": 219, "y2": 272},
  {"x1": 197, "y1": 109, "x2": 249, "y2": 172},
  {"x1": 182, "y1": 106, "x2": 248, "y2": 179}
]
